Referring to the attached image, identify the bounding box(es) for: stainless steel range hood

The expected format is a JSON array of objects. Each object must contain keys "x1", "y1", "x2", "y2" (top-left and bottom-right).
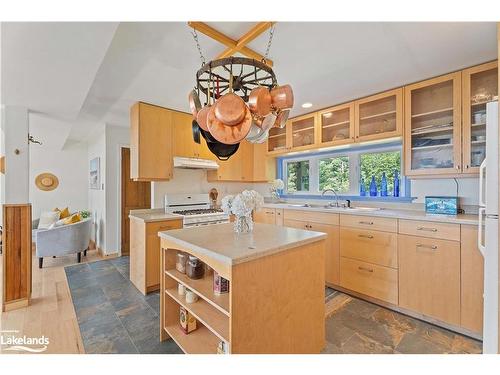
[{"x1": 173, "y1": 156, "x2": 219, "y2": 170}]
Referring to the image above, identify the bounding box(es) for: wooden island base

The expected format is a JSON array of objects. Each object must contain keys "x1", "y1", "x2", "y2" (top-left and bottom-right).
[{"x1": 159, "y1": 223, "x2": 326, "y2": 354}]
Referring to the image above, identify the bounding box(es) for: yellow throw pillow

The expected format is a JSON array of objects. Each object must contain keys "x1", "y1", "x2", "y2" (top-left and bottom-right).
[
  {"x1": 58, "y1": 207, "x2": 70, "y2": 219},
  {"x1": 63, "y1": 213, "x2": 81, "y2": 225}
]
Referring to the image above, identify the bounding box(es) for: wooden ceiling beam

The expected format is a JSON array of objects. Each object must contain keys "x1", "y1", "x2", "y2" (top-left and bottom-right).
[
  {"x1": 188, "y1": 21, "x2": 274, "y2": 67},
  {"x1": 217, "y1": 22, "x2": 275, "y2": 60}
]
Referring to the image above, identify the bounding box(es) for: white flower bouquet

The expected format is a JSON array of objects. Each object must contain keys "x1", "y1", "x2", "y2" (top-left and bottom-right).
[
  {"x1": 221, "y1": 190, "x2": 263, "y2": 233},
  {"x1": 269, "y1": 179, "x2": 284, "y2": 201}
]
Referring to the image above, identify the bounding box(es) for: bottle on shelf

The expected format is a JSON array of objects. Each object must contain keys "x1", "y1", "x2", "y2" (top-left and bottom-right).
[
  {"x1": 359, "y1": 177, "x2": 366, "y2": 196},
  {"x1": 393, "y1": 170, "x2": 400, "y2": 197},
  {"x1": 369, "y1": 176, "x2": 378, "y2": 197},
  {"x1": 381, "y1": 172, "x2": 388, "y2": 197}
]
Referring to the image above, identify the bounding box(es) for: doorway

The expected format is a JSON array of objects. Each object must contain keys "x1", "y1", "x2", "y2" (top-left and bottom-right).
[{"x1": 121, "y1": 147, "x2": 150, "y2": 255}]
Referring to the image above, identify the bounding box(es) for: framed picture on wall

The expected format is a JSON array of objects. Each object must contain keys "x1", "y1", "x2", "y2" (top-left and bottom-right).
[{"x1": 89, "y1": 157, "x2": 101, "y2": 190}]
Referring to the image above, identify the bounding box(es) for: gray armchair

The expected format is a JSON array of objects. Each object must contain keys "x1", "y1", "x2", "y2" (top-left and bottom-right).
[{"x1": 33, "y1": 218, "x2": 91, "y2": 268}]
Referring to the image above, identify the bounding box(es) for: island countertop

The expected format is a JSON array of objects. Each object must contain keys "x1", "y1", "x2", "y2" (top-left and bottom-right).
[
  {"x1": 129, "y1": 208, "x2": 183, "y2": 223},
  {"x1": 158, "y1": 222, "x2": 327, "y2": 266}
]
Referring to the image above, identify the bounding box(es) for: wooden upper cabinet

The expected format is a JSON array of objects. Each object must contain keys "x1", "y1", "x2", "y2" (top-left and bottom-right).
[
  {"x1": 252, "y1": 141, "x2": 276, "y2": 182},
  {"x1": 171, "y1": 111, "x2": 215, "y2": 160},
  {"x1": 289, "y1": 113, "x2": 318, "y2": 151},
  {"x1": 404, "y1": 72, "x2": 462, "y2": 177},
  {"x1": 318, "y1": 102, "x2": 355, "y2": 147},
  {"x1": 462, "y1": 61, "x2": 498, "y2": 174},
  {"x1": 354, "y1": 88, "x2": 403, "y2": 142},
  {"x1": 130, "y1": 102, "x2": 173, "y2": 181}
]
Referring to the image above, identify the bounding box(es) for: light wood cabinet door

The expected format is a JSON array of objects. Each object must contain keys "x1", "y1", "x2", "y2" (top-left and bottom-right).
[
  {"x1": 404, "y1": 72, "x2": 462, "y2": 177},
  {"x1": 398, "y1": 234, "x2": 460, "y2": 325},
  {"x1": 460, "y1": 225, "x2": 484, "y2": 334},
  {"x1": 354, "y1": 88, "x2": 403, "y2": 143},
  {"x1": 267, "y1": 125, "x2": 288, "y2": 155},
  {"x1": 207, "y1": 142, "x2": 256, "y2": 181},
  {"x1": 130, "y1": 102, "x2": 173, "y2": 181},
  {"x1": 283, "y1": 218, "x2": 309, "y2": 230},
  {"x1": 462, "y1": 61, "x2": 498, "y2": 174},
  {"x1": 308, "y1": 222, "x2": 340, "y2": 286},
  {"x1": 318, "y1": 102, "x2": 355, "y2": 147},
  {"x1": 172, "y1": 111, "x2": 197, "y2": 158},
  {"x1": 253, "y1": 142, "x2": 276, "y2": 182},
  {"x1": 254, "y1": 208, "x2": 276, "y2": 224},
  {"x1": 340, "y1": 257, "x2": 398, "y2": 305},
  {"x1": 340, "y1": 227, "x2": 397, "y2": 268},
  {"x1": 275, "y1": 209, "x2": 283, "y2": 226}
]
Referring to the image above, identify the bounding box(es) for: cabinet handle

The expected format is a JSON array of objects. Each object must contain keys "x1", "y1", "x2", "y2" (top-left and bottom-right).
[
  {"x1": 358, "y1": 234, "x2": 374, "y2": 239},
  {"x1": 416, "y1": 244, "x2": 438, "y2": 250},
  {"x1": 416, "y1": 227, "x2": 437, "y2": 232},
  {"x1": 456, "y1": 165, "x2": 461, "y2": 170},
  {"x1": 358, "y1": 266, "x2": 374, "y2": 273},
  {"x1": 465, "y1": 165, "x2": 469, "y2": 169},
  {"x1": 265, "y1": 211, "x2": 274, "y2": 214},
  {"x1": 358, "y1": 221, "x2": 374, "y2": 225}
]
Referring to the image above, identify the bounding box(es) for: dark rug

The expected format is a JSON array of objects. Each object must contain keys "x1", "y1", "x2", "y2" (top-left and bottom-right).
[{"x1": 65, "y1": 256, "x2": 182, "y2": 354}]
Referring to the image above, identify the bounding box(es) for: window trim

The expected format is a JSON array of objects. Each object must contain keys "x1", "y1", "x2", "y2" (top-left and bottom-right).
[{"x1": 278, "y1": 141, "x2": 409, "y2": 199}]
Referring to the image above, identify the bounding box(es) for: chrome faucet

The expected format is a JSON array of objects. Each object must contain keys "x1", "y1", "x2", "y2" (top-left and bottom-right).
[{"x1": 321, "y1": 188, "x2": 340, "y2": 207}]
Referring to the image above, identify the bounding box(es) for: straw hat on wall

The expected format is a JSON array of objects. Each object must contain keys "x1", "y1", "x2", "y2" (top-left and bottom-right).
[{"x1": 35, "y1": 173, "x2": 59, "y2": 191}]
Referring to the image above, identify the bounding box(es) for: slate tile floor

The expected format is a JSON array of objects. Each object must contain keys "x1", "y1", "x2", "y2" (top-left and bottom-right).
[
  {"x1": 323, "y1": 288, "x2": 483, "y2": 354},
  {"x1": 66, "y1": 257, "x2": 482, "y2": 354},
  {"x1": 65, "y1": 256, "x2": 182, "y2": 354}
]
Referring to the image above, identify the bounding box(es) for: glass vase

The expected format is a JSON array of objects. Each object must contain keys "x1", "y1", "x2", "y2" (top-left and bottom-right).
[{"x1": 234, "y1": 214, "x2": 253, "y2": 234}]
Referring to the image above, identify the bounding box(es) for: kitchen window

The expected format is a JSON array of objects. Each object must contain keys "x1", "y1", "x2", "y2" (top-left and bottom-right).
[{"x1": 280, "y1": 143, "x2": 406, "y2": 198}]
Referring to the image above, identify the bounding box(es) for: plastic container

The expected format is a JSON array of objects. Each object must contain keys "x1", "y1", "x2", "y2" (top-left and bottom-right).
[{"x1": 186, "y1": 256, "x2": 205, "y2": 280}]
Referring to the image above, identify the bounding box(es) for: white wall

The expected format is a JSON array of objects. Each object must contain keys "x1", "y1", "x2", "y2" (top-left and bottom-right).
[
  {"x1": 87, "y1": 126, "x2": 106, "y2": 252},
  {"x1": 411, "y1": 178, "x2": 479, "y2": 206},
  {"x1": 151, "y1": 168, "x2": 269, "y2": 208},
  {"x1": 29, "y1": 113, "x2": 88, "y2": 219}
]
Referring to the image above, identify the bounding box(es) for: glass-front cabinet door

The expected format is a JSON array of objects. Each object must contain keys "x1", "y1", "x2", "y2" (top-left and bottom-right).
[
  {"x1": 354, "y1": 88, "x2": 403, "y2": 142},
  {"x1": 267, "y1": 125, "x2": 288, "y2": 154},
  {"x1": 462, "y1": 61, "x2": 498, "y2": 174},
  {"x1": 404, "y1": 72, "x2": 462, "y2": 176},
  {"x1": 289, "y1": 113, "x2": 318, "y2": 151},
  {"x1": 318, "y1": 103, "x2": 355, "y2": 147}
]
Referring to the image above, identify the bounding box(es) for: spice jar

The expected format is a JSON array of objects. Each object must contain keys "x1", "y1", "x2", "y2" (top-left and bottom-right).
[
  {"x1": 185, "y1": 289, "x2": 199, "y2": 304},
  {"x1": 186, "y1": 256, "x2": 205, "y2": 280},
  {"x1": 176, "y1": 252, "x2": 188, "y2": 274}
]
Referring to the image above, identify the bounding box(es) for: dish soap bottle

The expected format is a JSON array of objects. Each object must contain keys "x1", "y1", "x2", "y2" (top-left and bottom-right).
[
  {"x1": 393, "y1": 170, "x2": 400, "y2": 197},
  {"x1": 381, "y1": 172, "x2": 388, "y2": 197},
  {"x1": 359, "y1": 177, "x2": 366, "y2": 196},
  {"x1": 369, "y1": 176, "x2": 378, "y2": 197}
]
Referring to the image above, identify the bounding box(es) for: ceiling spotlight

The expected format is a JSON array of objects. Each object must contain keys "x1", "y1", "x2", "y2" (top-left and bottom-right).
[{"x1": 301, "y1": 102, "x2": 313, "y2": 109}]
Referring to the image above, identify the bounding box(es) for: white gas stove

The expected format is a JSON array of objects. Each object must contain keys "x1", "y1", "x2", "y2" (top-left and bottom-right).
[{"x1": 164, "y1": 193, "x2": 229, "y2": 228}]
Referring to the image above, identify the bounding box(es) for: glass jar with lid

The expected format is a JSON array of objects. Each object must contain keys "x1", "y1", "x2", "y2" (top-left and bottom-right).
[
  {"x1": 176, "y1": 252, "x2": 188, "y2": 274},
  {"x1": 186, "y1": 256, "x2": 205, "y2": 280}
]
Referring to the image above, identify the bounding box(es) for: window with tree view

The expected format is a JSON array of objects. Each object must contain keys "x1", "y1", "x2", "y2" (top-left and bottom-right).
[
  {"x1": 286, "y1": 160, "x2": 309, "y2": 192},
  {"x1": 360, "y1": 151, "x2": 401, "y2": 194},
  {"x1": 319, "y1": 156, "x2": 349, "y2": 193}
]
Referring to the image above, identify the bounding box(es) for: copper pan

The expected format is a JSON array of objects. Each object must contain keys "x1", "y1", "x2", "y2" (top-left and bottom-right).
[
  {"x1": 214, "y1": 93, "x2": 246, "y2": 126},
  {"x1": 188, "y1": 89, "x2": 201, "y2": 119},
  {"x1": 207, "y1": 105, "x2": 252, "y2": 145},
  {"x1": 248, "y1": 86, "x2": 272, "y2": 117},
  {"x1": 270, "y1": 84, "x2": 294, "y2": 110},
  {"x1": 196, "y1": 77, "x2": 213, "y2": 131},
  {"x1": 274, "y1": 109, "x2": 290, "y2": 128}
]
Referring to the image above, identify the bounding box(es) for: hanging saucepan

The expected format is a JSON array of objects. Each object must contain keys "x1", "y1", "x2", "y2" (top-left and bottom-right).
[
  {"x1": 196, "y1": 68, "x2": 213, "y2": 131},
  {"x1": 274, "y1": 108, "x2": 290, "y2": 128},
  {"x1": 188, "y1": 89, "x2": 202, "y2": 119},
  {"x1": 206, "y1": 141, "x2": 240, "y2": 161},
  {"x1": 246, "y1": 120, "x2": 266, "y2": 143},
  {"x1": 248, "y1": 86, "x2": 272, "y2": 118},
  {"x1": 270, "y1": 84, "x2": 294, "y2": 110},
  {"x1": 207, "y1": 105, "x2": 252, "y2": 145},
  {"x1": 214, "y1": 72, "x2": 246, "y2": 126},
  {"x1": 253, "y1": 128, "x2": 270, "y2": 144},
  {"x1": 192, "y1": 120, "x2": 201, "y2": 144}
]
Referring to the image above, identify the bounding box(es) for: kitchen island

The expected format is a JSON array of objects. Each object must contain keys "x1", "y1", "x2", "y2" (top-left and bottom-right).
[{"x1": 158, "y1": 223, "x2": 327, "y2": 354}]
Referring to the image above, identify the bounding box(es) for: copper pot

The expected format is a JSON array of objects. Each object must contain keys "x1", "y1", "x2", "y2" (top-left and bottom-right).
[
  {"x1": 214, "y1": 93, "x2": 246, "y2": 126},
  {"x1": 270, "y1": 84, "x2": 294, "y2": 110},
  {"x1": 188, "y1": 89, "x2": 201, "y2": 119},
  {"x1": 248, "y1": 86, "x2": 272, "y2": 117},
  {"x1": 207, "y1": 105, "x2": 252, "y2": 145},
  {"x1": 196, "y1": 106, "x2": 211, "y2": 131}
]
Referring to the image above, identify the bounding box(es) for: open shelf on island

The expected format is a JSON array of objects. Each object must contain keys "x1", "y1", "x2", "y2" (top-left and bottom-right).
[
  {"x1": 165, "y1": 268, "x2": 230, "y2": 316},
  {"x1": 165, "y1": 287, "x2": 229, "y2": 342},
  {"x1": 164, "y1": 322, "x2": 221, "y2": 354}
]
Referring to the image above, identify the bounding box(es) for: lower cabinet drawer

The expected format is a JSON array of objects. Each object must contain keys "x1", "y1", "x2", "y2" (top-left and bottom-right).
[
  {"x1": 339, "y1": 257, "x2": 398, "y2": 305},
  {"x1": 340, "y1": 214, "x2": 397, "y2": 233},
  {"x1": 340, "y1": 227, "x2": 397, "y2": 268},
  {"x1": 398, "y1": 219, "x2": 460, "y2": 241}
]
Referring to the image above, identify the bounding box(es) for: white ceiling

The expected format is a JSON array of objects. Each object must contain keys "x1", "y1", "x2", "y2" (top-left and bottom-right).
[{"x1": 1, "y1": 22, "x2": 497, "y2": 142}]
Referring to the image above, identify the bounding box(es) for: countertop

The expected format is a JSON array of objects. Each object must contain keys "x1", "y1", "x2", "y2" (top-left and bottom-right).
[
  {"x1": 261, "y1": 203, "x2": 479, "y2": 225},
  {"x1": 158, "y1": 222, "x2": 327, "y2": 266},
  {"x1": 129, "y1": 208, "x2": 183, "y2": 223}
]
